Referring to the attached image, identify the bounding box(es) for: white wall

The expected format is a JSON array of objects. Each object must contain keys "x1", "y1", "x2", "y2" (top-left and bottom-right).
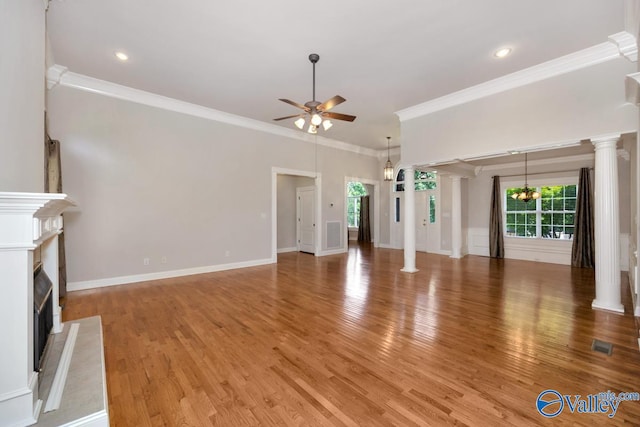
[
  {"x1": 277, "y1": 175, "x2": 314, "y2": 251},
  {"x1": 401, "y1": 58, "x2": 637, "y2": 165},
  {"x1": 47, "y1": 85, "x2": 379, "y2": 288},
  {"x1": 0, "y1": 0, "x2": 45, "y2": 192}
]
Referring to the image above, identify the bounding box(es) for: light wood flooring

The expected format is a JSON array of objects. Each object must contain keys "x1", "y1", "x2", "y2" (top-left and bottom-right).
[{"x1": 64, "y1": 244, "x2": 640, "y2": 426}]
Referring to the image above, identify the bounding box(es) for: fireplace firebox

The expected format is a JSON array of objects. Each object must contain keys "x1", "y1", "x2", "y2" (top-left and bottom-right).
[{"x1": 33, "y1": 264, "x2": 54, "y2": 372}]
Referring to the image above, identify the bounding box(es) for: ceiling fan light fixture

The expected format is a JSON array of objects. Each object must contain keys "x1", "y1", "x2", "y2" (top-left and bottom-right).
[
  {"x1": 274, "y1": 54, "x2": 356, "y2": 131},
  {"x1": 308, "y1": 124, "x2": 317, "y2": 134}
]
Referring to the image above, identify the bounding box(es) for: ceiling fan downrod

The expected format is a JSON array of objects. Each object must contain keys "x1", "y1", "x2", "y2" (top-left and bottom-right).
[{"x1": 309, "y1": 53, "x2": 319, "y2": 103}]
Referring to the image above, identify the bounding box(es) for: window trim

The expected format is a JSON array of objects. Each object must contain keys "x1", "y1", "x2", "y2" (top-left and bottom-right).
[{"x1": 501, "y1": 176, "x2": 578, "y2": 241}]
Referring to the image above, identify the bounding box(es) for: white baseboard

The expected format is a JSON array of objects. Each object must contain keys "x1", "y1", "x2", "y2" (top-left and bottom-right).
[
  {"x1": 317, "y1": 248, "x2": 348, "y2": 257},
  {"x1": 377, "y1": 243, "x2": 397, "y2": 249},
  {"x1": 68, "y1": 258, "x2": 274, "y2": 291},
  {"x1": 277, "y1": 247, "x2": 297, "y2": 254}
]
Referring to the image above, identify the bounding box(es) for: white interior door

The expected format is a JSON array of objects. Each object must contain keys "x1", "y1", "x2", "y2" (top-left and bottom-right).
[
  {"x1": 297, "y1": 186, "x2": 315, "y2": 254},
  {"x1": 416, "y1": 190, "x2": 439, "y2": 253}
]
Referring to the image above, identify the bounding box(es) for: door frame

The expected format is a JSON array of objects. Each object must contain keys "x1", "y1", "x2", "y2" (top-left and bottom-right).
[
  {"x1": 272, "y1": 167, "x2": 322, "y2": 262},
  {"x1": 344, "y1": 176, "x2": 380, "y2": 247}
]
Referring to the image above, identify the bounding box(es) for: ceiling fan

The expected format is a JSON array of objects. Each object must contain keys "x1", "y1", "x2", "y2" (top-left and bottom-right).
[{"x1": 274, "y1": 53, "x2": 356, "y2": 134}]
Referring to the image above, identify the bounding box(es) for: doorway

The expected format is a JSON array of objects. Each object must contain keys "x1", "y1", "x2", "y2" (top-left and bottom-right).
[{"x1": 272, "y1": 167, "x2": 322, "y2": 261}]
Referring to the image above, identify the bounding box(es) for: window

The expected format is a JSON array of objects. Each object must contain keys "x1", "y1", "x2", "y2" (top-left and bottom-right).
[
  {"x1": 505, "y1": 184, "x2": 576, "y2": 239},
  {"x1": 347, "y1": 181, "x2": 367, "y2": 228},
  {"x1": 395, "y1": 169, "x2": 437, "y2": 192},
  {"x1": 395, "y1": 197, "x2": 400, "y2": 222},
  {"x1": 429, "y1": 195, "x2": 436, "y2": 224}
]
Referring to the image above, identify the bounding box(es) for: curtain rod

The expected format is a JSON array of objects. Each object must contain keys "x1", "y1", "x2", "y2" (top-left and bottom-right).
[{"x1": 493, "y1": 167, "x2": 593, "y2": 179}]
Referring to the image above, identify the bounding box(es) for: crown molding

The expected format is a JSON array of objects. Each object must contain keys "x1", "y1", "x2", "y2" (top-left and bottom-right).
[
  {"x1": 609, "y1": 31, "x2": 638, "y2": 62},
  {"x1": 46, "y1": 66, "x2": 379, "y2": 158},
  {"x1": 46, "y1": 64, "x2": 67, "y2": 90},
  {"x1": 625, "y1": 71, "x2": 640, "y2": 104},
  {"x1": 377, "y1": 146, "x2": 401, "y2": 159},
  {"x1": 478, "y1": 153, "x2": 596, "y2": 172},
  {"x1": 396, "y1": 40, "x2": 623, "y2": 122}
]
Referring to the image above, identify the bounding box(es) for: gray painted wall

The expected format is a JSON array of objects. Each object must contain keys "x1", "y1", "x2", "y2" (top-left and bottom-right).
[
  {"x1": 0, "y1": 0, "x2": 45, "y2": 192},
  {"x1": 47, "y1": 85, "x2": 379, "y2": 284}
]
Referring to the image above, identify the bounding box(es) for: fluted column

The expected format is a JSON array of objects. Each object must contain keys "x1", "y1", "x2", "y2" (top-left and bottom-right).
[
  {"x1": 450, "y1": 175, "x2": 462, "y2": 259},
  {"x1": 592, "y1": 136, "x2": 624, "y2": 313},
  {"x1": 402, "y1": 166, "x2": 418, "y2": 272}
]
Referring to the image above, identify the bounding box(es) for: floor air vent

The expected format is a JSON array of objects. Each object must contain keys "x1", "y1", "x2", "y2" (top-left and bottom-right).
[{"x1": 591, "y1": 339, "x2": 613, "y2": 356}]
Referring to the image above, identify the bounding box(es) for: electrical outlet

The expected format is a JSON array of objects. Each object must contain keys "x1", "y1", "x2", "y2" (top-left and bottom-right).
[
  {"x1": 225, "y1": 250, "x2": 230, "y2": 257},
  {"x1": 161, "y1": 256, "x2": 167, "y2": 264},
  {"x1": 143, "y1": 257, "x2": 150, "y2": 266}
]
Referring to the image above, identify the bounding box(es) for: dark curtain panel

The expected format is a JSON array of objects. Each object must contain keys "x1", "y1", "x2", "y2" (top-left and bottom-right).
[
  {"x1": 358, "y1": 195, "x2": 371, "y2": 242},
  {"x1": 45, "y1": 137, "x2": 68, "y2": 297},
  {"x1": 489, "y1": 176, "x2": 505, "y2": 258},
  {"x1": 571, "y1": 168, "x2": 595, "y2": 268}
]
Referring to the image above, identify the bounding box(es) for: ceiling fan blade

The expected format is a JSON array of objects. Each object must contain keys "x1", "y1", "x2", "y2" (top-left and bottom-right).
[
  {"x1": 279, "y1": 98, "x2": 310, "y2": 112},
  {"x1": 323, "y1": 112, "x2": 357, "y2": 122},
  {"x1": 273, "y1": 114, "x2": 303, "y2": 121},
  {"x1": 317, "y1": 95, "x2": 346, "y2": 112}
]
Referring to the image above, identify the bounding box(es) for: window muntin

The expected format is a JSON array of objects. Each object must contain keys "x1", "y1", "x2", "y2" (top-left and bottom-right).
[
  {"x1": 395, "y1": 170, "x2": 437, "y2": 192},
  {"x1": 505, "y1": 184, "x2": 576, "y2": 239}
]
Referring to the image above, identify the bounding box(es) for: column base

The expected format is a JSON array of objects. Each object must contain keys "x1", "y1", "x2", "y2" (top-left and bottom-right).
[
  {"x1": 401, "y1": 267, "x2": 419, "y2": 273},
  {"x1": 592, "y1": 299, "x2": 625, "y2": 314}
]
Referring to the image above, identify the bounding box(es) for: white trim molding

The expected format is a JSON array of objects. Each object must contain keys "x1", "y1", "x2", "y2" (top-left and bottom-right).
[
  {"x1": 396, "y1": 40, "x2": 622, "y2": 121},
  {"x1": 609, "y1": 31, "x2": 638, "y2": 62},
  {"x1": 68, "y1": 258, "x2": 274, "y2": 291},
  {"x1": 47, "y1": 67, "x2": 379, "y2": 158}
]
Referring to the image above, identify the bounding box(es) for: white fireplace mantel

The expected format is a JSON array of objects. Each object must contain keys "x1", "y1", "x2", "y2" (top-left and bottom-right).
[{"x1": 0, "y1": 192, "x2": 75, "y2": 427}]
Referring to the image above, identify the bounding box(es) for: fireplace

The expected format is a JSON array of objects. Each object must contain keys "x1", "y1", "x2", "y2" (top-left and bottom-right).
[
  {"x1": 0, "y1": 192, "x2": 75, "y2": 426},
  {"x1": 33, "y1": 264, "x2": 54, "y2": 372}
]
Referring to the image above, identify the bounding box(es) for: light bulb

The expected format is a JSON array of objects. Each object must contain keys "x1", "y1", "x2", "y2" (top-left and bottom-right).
[
  {"x1": 294, "y1": 117, "x2": 305, "y2": 129},
  {"x1": 311, "y1": 113, "x2": 322, "y2": 126},
  {"x1": 308, "y1": 124, "x2": 317, "y2": 134},
  {"x1": 322, "y1": 120, "x2": 332, "y2": 131}
]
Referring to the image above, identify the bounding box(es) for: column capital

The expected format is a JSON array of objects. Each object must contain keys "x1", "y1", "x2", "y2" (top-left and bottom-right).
[
  {"x1": 448, "y1": 175, "x2": 462, "y2": 182},
  {"x1": 591, "y1": 134, "x2": 620, "y2": 148}
]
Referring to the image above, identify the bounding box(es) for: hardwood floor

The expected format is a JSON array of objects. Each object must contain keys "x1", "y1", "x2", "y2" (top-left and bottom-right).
[{"x1": 64, "y1": 244, "x2": 640, "y2": 426}]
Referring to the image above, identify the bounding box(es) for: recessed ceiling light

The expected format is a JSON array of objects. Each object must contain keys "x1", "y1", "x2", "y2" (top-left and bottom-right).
[
  {"x1": 494, "y1": 47, "x2": 512, "y2": 58},
  {"x1": 115, "y1": 51, "x2": 129, "y2": 61},
  {"x1": 509, "y1": 150, "x2": 520, "y2": 155}
]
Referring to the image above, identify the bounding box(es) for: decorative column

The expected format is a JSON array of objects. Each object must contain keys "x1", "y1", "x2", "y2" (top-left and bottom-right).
[
  {"x1": 402, "y1": 166, "x2": 418, "y2": 272},
  {"x1": 450, "y1": 175, "x2": 462, "y2": 259},
  {"x1": 592, "y1": 136, "x2": 624, "y2": 313}
]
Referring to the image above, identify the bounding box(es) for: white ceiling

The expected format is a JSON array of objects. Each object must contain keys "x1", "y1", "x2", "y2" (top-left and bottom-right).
[{"x1": 47, "y1": 0, "x2": 625, "y2": 151}]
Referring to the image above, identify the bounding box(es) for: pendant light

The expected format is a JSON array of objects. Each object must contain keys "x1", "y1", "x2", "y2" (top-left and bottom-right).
[
  {"x1": 383, "y1": 136, "x2": 394, "y2": 181},
  {"x1": 511, "y1": 153, "x2": 540, "y2": 202}
]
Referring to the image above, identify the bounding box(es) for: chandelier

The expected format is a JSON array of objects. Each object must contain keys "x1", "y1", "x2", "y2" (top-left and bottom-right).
[
  {"x1": 511, "y1": 152, "x2": 540, "y2": 202},
  {"x1": 384, "y1": 137, "x2": 393, "y2": 181}
]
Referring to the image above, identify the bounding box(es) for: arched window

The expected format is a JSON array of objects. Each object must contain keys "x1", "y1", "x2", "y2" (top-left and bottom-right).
[{"x1": 394, "y1": 169, "x2": 437, "y2": 192}]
